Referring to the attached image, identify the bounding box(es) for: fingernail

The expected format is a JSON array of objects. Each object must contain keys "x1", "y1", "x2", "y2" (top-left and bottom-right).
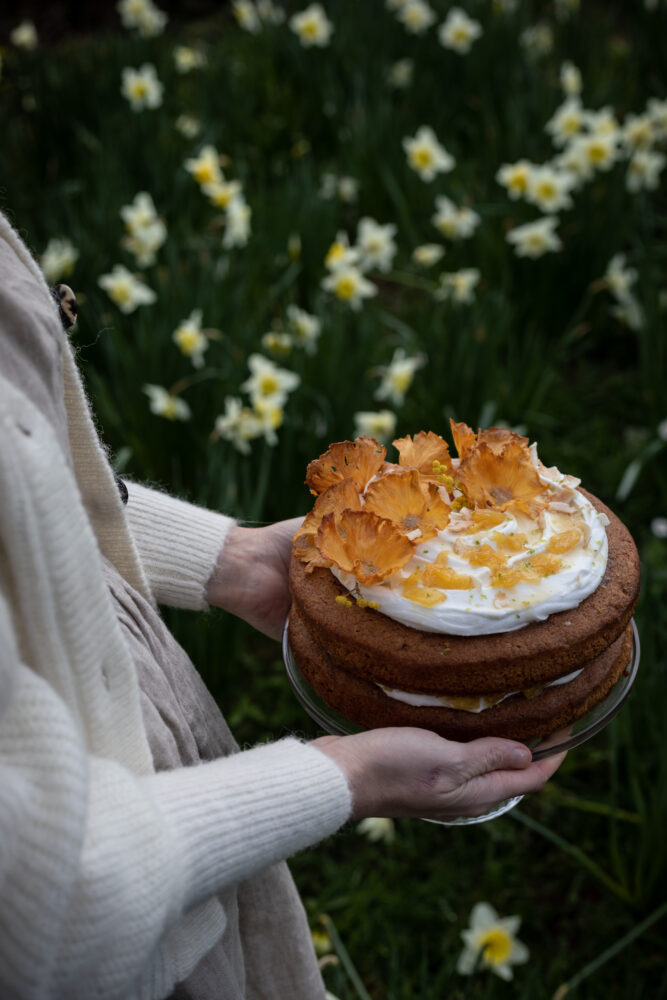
[{"x1": 513, "y1": 747, "x2": 532, "y2": 767}]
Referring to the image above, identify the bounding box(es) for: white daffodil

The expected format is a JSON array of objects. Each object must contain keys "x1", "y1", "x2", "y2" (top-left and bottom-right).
[
  {"x1": 397, "y1": 0, "x2": 437, "y2": 34},
  {"x1": 353, "y1": 410, "x2": 397, "y2": 443},
  {"x1": 241, "y1": 353, "x2": 299, "y2": 409},
  {"x1": 10, "y1": 20, "x2": 38, "y2": 49},
  {"x1": 438, "y1": 7, "x2": 482, "y2": 54},
  {"x1": 214, "y1": 397, "x2": 264, "y2": 453},
  {"x1": 233, "y1": 0, "x2": 262, "y2": 32},
  {"x1": 525, "y1": 165, "x2": 575, "y2": 213},
  {"x1": 319, "y1": 172, "x2": 359, "y2": 203},
  {"x1": 122, "y1": 220, "x2": 167, "y2": 267},
  {"x1": 98, "y1": 264, "x2": 157, "y2": 313},
  {"x1": 257, "y1": 1, "x2": 286, "y2": 26},
  {"x1": 560, "y1": 60, "x2": 582, "y2": 96},
  {"x1": 261, "y1": 331, "x2": 293, "y2": 357},
  {"x1": 436, "y1": 268, "x2": 480, "y2": 304},
  {"x1": 374, "y1": 348, "x2": 425, "y2": 406},
  {"x1": 203, "y1": 179, "x2": 242, "y2": 209},
  {"x1": 121, "y1": 64, "x2": 163, "y2": 111},
  {"x1": 356, "y1": 817, "x2": 396, "y2": 843},
  {"x1": 289, "y1": 3, "x2": 333, "y2": 47},
  {"x1": 626, "y1": 149, "x2": 666, "y2": 192},
  {"x1": 286, "y1": 304, "x2": 321, "y2": 353},
  {"x1": 184, "y1": 145, "x2": 223, "y2": 187},
  {"x1": 173, "y1": 309, "x2": 209, "y2": 368},
  {"x1": 324, "y1": 231, "x2": 360, "y2": 271},
  {"x1": 545, "y1": 97, "x2": 585, "y2": 147},
  {"x1": 496, "y1": 160, "x2": 536, "y2": 200},
  {"x1": 651, "y1": 517, "x2": 667, "y2": 539},
  {"x1": 253, "y1": 397, "x2": 285, "y2": 445},
  {"x1": 552, "y1": 140, "x2": 594, "y2": 186},
  {"x1": 223, "y1": 197, "x2": 252, "y2": 248},
  {"x1": 621, "y1": 112, "x2": 655, "y2": 152},
  {"x1": 457, "y1": 902, "x2": 529, "y2": 980},
  {"x1": 121, "y1": 191, "x2": 159, "y2": 232},
  {"x1": 520, "y1": 22, "x2": 553, "y2": 57},
  {"x1": 117, "y1": 0, "x2": 167, "y2": 36},
  {"x1": 584, "y1": 106, "x2": 620, "y2": 136},
  {"x1": 403, "y1": 126, "x2": 455, "y2": 181},
  {"x1": 356, "y1": 217, "x2": 398, "y2": 273},
  {"x1": 569, "y1": 131, "x2": 620, "y2": 173},
  {"x1": 432, "y1": 196, "x2": 480, "y2": 241},
  {"x1": 611, "y1": 295, "x2": 644, "y2": 331},
  {"x1": 173, "y1": 45, "x2": 206, "y2": 73},
  {"x1": 143, "y1": 385, "x2": 191, "y2": 421},
  {"x1": 387, "y1": 58, "x2": 414, "y2": 89},
  {"x1": 647, "y1": 97, "x2": 667, "y2": 140},
  {"x1": 604, "y1": 253, "x2": 638, "y2": 302},
  {"x1": 657, "y1": 419, "x2": 667, "y2": 442},
  {"x1": 506, "y1": 216, "x2": 562, "y2": 258},
  {"x1": 321, "y1": 266, "x2": 377, "y2": 310},
  {"x1": 175, "y1": 114, "x2": 201, "y2": 139},
  {"x1": 40, "y1": 237, "x2": 79, "y2": 284},
  {"x1": 412, "y1": 243, "x2": 445, "y2": 267}
]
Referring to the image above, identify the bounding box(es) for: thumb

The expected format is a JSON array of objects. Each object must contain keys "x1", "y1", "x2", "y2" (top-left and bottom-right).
[{"x1": 460, "y1": 738, "x2": 532, "y2": 779}]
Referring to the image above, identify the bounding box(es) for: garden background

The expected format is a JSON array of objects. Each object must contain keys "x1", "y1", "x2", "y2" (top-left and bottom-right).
[{"x1": 2, "y1": 0, "x2": 666, "y2": 996}]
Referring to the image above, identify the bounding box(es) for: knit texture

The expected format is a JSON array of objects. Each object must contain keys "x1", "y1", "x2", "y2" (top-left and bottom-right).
[
  {"x1": 0, "y1": 210, "x2": 352, "y2": 999},
  {"x1": 125, "y1": 481, "x2": 235, "y2": 610}
]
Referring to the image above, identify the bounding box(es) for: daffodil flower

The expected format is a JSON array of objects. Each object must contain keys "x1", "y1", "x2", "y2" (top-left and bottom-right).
[{"x1": 457, "y1": 902, "x2": 529, "y2": 980}]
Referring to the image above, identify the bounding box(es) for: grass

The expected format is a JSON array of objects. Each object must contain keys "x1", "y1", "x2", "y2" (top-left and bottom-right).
[{"x1": 2, "y1": 0, "x2": 667, "y2": 996}]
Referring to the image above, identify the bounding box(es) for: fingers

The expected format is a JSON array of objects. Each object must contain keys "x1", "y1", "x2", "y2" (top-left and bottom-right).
[{"x1": 453, "y1": 736, "x2": 533, "y2": 780}]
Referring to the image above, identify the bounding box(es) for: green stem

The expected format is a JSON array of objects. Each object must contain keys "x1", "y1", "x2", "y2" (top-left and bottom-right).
[
  {"x1": 509, "y1": 809, "x2": 634, "y2": 904},
  {"x1": 554, "y1": 900, "x2": 667, "y2": 996},
  {"x1": 320, "y1": 915, "x2": 373, "y2": 1000}
]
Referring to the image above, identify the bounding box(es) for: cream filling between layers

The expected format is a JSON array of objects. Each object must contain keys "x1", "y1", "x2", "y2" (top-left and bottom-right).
[
  {"x1": 332, "y1": 460, "x2": 609, "y2": 636},
  {"x1": 378, "y1": 668, "x2": 584, "y2": 713}
]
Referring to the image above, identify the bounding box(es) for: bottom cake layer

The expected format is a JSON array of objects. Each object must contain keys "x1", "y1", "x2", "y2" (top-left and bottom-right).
[{"x1": 288, "y1": 609, "x2": 633, "y2": 742}]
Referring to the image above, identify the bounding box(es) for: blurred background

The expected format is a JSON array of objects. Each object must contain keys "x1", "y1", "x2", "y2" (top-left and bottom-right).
[{"x1": 1, "y1": 1, "x2": 666, "y2": 997}]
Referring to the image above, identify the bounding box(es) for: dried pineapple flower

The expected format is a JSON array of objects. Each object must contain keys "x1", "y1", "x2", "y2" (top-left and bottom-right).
[
  {"x1": 364, "y1": 468, "x2": 449, "y2": 541},
  {"x1": 393, "y1": 430, "x2": 452, "y2": 479},
  {"x1": 293, "y1": 478, "x2": 362, "y2": 572},
  {"x1": 306, "y1": 436, "x2": 386, "y2": 496},
  {"x1": 316, "y1": 509, "x2": 415, "y2": 585}
]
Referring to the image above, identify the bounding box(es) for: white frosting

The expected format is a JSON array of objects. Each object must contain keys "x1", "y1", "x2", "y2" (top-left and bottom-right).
[
  {"x1": 332, "y1": 458, "x2": 609, "y2": 636},
  {"x1": 378, "y1": 667, "x2": 583, "y2": 713}
]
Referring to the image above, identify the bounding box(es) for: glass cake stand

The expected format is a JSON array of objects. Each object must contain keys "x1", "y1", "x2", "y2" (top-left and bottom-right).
[{"x1": 282, "y1": 619, "x2": 640, "y2": 825}]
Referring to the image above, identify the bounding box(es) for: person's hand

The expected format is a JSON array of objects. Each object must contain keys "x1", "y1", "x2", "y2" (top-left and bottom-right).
[
  {"x1": 313, "y1": 727, "x2": 565, "y2": 821},
  {"x1": 205, "y1": 518, "x2": 302, "y2": 640}
]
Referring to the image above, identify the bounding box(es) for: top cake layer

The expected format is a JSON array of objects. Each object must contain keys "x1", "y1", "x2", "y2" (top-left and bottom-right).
[{"x1": 293, "y1": 422, "x2": 611, "y2": 637}]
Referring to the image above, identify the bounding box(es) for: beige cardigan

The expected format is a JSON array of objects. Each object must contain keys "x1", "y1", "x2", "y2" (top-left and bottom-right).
[{"x1": 0, "y1": 212, "x2": 351, "y2": 999}]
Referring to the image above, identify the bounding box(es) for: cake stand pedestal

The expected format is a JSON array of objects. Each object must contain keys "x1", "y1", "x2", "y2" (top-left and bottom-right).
[{"x1": 282, "y1": 620, "x2": 640, "y2": 825}]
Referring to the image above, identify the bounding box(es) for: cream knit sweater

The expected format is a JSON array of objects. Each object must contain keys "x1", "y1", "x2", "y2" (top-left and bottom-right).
[{"x1": 0, "y1": 213, "x2": 351, "y2": 999}]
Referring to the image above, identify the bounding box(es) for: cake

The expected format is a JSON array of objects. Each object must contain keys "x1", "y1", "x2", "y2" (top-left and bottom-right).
[{"x1": 287, "y1": 423, "x2": 640, "y2": 743}]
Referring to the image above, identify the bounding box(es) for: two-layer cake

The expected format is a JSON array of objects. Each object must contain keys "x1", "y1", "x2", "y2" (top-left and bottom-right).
[{"x1": 287, "y1": 423, "x2": 640, "y2": 742}]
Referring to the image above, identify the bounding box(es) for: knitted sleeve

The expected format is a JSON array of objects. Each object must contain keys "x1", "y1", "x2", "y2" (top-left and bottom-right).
[
  {"x1": 124, "y1": 481, "x2": 236, "y2": 611},
  {"x1": 0, "y1": 595, "x2": 351, "y2": 999}
]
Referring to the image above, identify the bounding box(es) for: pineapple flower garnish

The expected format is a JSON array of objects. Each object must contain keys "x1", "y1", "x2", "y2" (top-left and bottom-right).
[
  {"x1": 305, "y1": 437, "x2": 386, "y2": 496},
  {"x1": 393, "y1": 430, "x2": 453, "y2": 480},
  {"x1": 363, "y1": 468, "x2": 450, "y2": 541},
  {"x1": 455, "y1": 434, "x2": 549, "y2": 517},
  {"x1": 316, "y1": 509, "x2": 416, "y2": 585},
  {"x1": 293, "y1": 478, "x2": 362, "y2": 572},
  {"x1": 457, "y1": 902, "x2": 529, "y2": 980}
]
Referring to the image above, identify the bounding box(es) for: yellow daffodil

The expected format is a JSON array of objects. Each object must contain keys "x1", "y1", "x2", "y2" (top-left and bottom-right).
[{"x1": 457, "y1": 902, "x2": 529, "y2": 980}]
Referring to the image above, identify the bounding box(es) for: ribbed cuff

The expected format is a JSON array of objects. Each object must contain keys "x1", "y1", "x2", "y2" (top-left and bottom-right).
[
  {"x1": 149, "y1": 738, "x2": 352, "y2": 909},
  {"x1": 124, "y1": 482, "x2": 235, "y2": 610}
]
